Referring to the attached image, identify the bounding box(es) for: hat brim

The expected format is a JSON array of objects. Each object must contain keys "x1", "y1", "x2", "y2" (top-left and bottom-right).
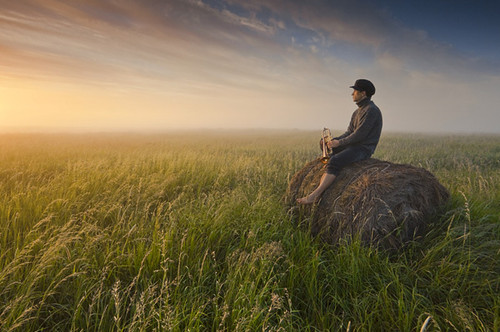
[{"x1": 350, "y1": 85, "x2": 362, "y2": 91}]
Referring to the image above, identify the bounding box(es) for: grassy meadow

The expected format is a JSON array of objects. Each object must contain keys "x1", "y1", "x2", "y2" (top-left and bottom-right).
[{"x1": 0, "y1": 130, "x2": 499, "y2": 331}]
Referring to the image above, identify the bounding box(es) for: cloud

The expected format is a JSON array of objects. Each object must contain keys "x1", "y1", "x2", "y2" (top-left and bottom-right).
[
  {"x1": 186, "y1": 0, "x2": 277, "y2": 34},
  {"x1": 0, "y1": 0, "x2": 479, "y2": 89},
  {"x1": 225, "y1": 0, "x2": 500, "y2": 76},
  {"x1": 0, "y1": 0, "x2": 287, "y2": 91},
  {"x1": 0, "y1": 0, "x2": 499, "y2": 133}
]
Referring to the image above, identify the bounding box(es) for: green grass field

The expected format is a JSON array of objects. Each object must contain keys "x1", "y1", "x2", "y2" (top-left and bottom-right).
[{"x1": 0, "y1": 131, "x2": 499, "y2": 331}]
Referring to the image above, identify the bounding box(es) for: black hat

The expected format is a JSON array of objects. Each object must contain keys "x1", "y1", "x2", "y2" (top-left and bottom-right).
[{"x1": 350, "y1": 79, "x2": 375, "y2": 97}]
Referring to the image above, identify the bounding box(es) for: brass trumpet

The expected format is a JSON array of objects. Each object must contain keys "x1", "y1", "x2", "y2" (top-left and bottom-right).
[{"x1": 320, "y1": 127, "x2": 333, "y2": 164}]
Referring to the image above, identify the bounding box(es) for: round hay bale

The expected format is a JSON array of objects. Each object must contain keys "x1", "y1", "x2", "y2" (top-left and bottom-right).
[{"x1": 285, "y1": 158, "x2": 450, "y2": 249}]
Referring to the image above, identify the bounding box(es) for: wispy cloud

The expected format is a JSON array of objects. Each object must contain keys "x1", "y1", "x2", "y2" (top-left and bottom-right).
[
  {"x1": 0, "y1": 0, "x2": 292, "y2": 92},
  {"x1": 0, "y1": 0, "x2": 498, "y2": 132},
  {"x1": 226, "y1": 0, "x2": 499, "y2": 76},
  {"x1": 1, "y1": 0, "x2": 490, "y2": 88}
]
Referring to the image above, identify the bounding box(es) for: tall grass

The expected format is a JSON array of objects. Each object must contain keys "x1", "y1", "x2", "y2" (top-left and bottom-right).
[{"x1": 0, "y1": 131, "x2": 498, "y2": 331}]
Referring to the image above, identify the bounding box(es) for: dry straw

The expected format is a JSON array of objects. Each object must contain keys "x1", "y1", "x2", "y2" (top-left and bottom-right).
[{"x1": 285, "y1": 158, "x2": 450, "y2": 249}]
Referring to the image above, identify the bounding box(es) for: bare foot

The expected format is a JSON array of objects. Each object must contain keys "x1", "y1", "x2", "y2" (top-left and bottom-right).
[{"x1": 296, "y1": 195, "x2": 317, "y2": 205}]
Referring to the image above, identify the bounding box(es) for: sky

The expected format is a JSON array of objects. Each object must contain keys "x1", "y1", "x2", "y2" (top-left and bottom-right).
[{"x1": 1, "y1": 0, "x2": 500, "y2": 133}]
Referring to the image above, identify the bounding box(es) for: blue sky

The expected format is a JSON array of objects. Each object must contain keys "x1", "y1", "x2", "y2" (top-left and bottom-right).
[
  {"x1": 1, "y1": 0, "x2": 499, "y2": 133},
  {"x1": 381, "y1": 0, "x2": 499, "y2": 63}
]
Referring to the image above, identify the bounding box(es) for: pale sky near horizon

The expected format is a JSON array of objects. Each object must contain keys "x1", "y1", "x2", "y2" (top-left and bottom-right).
[{"x1": 1, "y1": 0, "x2": 499, "y2": 134}]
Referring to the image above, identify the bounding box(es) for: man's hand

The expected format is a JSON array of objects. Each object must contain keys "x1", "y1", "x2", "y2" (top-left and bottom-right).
[{"x1": 327, "y1": 139, "x2": 340, "y2": 149}]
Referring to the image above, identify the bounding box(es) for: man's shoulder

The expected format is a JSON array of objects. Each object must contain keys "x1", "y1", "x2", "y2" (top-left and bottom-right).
[{"x1": 367, "y1": 101, "x2": 381, "y2": 113}]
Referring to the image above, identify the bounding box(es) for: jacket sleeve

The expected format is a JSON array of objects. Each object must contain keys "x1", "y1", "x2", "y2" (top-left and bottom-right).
[{"x1": 334, "y1": 112, "x2": 356, "y2": 140}]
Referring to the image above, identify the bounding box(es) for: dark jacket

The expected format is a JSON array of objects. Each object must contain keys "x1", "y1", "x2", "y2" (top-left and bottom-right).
[{"x1": 335, "y1": 98, "x2": 382, "y2": 154}]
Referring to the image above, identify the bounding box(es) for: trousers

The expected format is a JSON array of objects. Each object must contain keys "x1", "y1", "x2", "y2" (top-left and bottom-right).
[{"x1": 326, "y1": 144, "x2": 372, "y2": 176}]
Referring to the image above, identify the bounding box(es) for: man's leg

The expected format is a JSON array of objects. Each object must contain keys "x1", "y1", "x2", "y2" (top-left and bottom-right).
[
  {"x1": 296, "y1": 173, "x2": 336, "y2": 204},
  {"x1": 296, "y1": 145, "x2": 370, "y2": 205}
]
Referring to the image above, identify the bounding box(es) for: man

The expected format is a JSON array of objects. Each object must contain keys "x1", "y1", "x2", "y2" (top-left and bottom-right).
[{"x1": 297, "y1": 79, "x2": 382, "y2": 204}]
